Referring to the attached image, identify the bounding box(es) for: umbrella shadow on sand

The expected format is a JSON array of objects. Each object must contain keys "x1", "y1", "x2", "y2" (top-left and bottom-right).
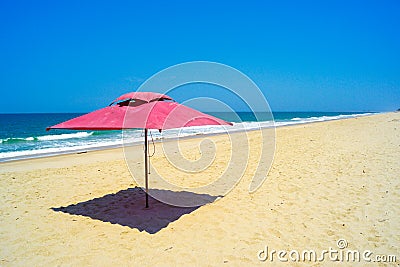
[{"x1": 51, "y1": 187, "x2": 219, "y2": 234}]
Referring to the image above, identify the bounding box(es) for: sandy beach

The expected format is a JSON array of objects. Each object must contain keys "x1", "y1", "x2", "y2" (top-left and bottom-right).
[{"x1": 1, "y1": 112, "x2": 399, "y2": 266}]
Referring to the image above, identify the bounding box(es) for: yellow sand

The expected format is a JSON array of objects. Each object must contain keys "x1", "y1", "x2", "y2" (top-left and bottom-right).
[{"x1": 1, "y1": 113, "x2": 399, "y2": 266}]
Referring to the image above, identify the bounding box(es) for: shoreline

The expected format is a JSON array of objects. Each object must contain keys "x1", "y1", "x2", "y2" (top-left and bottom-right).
[{"x1": 0, "y1": 112, "x2": 381, "y2": 164}]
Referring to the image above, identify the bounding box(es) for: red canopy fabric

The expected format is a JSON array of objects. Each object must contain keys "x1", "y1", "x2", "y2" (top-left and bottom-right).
[
  {"x1": 112, "y1": 92, "x2": 173, "y2": 104},
  {"x1": 47, "y1": 93, "x2": 232, "y2": 131}
]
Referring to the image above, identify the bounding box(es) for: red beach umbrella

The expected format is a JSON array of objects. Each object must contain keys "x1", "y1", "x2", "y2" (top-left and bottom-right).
[{"x1": 47, "y1": 92, "x2": 232, "y2": 207}]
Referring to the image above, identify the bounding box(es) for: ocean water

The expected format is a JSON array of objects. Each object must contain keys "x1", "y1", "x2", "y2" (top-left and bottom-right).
[{"x1": 0, "y1": 112, "x2": 374, "y2": 162}]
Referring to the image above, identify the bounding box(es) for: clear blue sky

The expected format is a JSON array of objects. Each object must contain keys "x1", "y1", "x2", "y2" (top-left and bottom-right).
[{"x1": 0, "y1": 0, "x2": 399, "y2": 113}]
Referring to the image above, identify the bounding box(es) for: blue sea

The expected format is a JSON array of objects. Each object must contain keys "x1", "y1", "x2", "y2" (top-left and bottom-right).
[{"x1": 0, "y1": 112, "x2": 374, "y2": 162}]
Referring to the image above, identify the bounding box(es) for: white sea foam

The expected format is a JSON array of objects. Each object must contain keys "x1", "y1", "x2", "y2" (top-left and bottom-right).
[
  {"x1": 0, "y1": 131, "x2": 94, "y2": 144},
  {"x1": 36, "y1": 131, "x2": 94, "y2": 141}
]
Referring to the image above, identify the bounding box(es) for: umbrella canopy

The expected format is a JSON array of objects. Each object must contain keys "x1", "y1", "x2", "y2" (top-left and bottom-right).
[
  {"x1": 112, "y1": 92, "x2": 173, "y2": 103},
  {"x1": 47, "y1": 92, "x2": 232, "y2": 207},
  {"x1": 47, "y1": 101, "x2": 230, "y2": 131}
]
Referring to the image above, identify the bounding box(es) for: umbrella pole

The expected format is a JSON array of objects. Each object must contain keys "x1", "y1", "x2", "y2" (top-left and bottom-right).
[{"x1": 144, "y1": 128, "x2": 149, "y2": 208}]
